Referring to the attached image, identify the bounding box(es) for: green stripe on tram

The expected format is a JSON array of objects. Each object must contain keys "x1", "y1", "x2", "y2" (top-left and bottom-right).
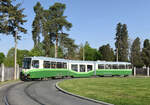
[{"x1": 23, "y1": 68, "x2": 132, "y2": 78}]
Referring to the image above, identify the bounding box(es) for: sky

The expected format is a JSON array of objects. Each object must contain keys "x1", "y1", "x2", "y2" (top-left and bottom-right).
[{"x1": 1, "y1": 0, "x2": 150, "y2": 55}]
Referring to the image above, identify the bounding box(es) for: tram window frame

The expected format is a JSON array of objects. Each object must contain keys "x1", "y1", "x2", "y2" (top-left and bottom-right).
[
  {"x1": 87, "y1": 65, "x2": 93, "y2": 71},
  {"x1": 80, "y1": 65, "x2": 86, "y2": 72},
  {"x1": 51, "y1": 62, "x2": 56, "y2": 68},
  {"x1": 23, "y1": 58, "x2": 31, "y2": 69},
  {"x1": 63, "y1": 62, "x2": 67, "y2": 69},
  {"x1": 32, "y1": 60, "x2": 39, "y2": 68},
  {"x1": 112, "y1": 64, "x2": 118, "y2": 69},
  {"x1": 71, "y1": 64, "x2": 78, "y2": 72},
  {"x1": 43, "y1": 61, "x2": 51, "y2": 68},
  {"x1": 105, "y1": 64, "x2": 111, "y2": 69},
  {"x1": 127, "y1": 64, "x2": 132, "y2": 69},
  {"x1": 119, "y1": 65, "x2": 125, "y2": 69},
  {"x1": 57, "y1": 62, "x2": 62, "y2": 68},
  {"x1": 98, "y1": 64, "x2": 105, "y2": 69}
]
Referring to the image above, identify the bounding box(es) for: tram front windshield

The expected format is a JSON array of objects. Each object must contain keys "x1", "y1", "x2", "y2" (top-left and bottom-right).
[{"x1": 23, "y1": 58, "x2": 31, "y2": 69}]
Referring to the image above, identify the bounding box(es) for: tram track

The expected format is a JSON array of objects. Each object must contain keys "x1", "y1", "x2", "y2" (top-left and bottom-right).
[
  {"x1": 3, "y1": 82, "x2": 24, "y2": 105},
  {"x1": 2, "y1": 79, "x2": 104, "y2": 105},
  {"x1": 24, "y1": 81, "x2": 45, "y2": 105},
  {"x1": 3, "y1": 81, "x2": 44, "y2": 105}
]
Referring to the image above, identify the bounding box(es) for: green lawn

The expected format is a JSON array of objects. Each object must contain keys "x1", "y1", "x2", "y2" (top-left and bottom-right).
[{"x1": 58, "y1": 77, "x2": 150, "y2": 105}]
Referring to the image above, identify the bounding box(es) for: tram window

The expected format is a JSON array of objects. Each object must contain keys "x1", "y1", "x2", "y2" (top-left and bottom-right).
[
  {"x1": 112, "y1": 65, "x2": 118, "y2": 69},
  {"x1": 80, "y1": 65, "x2": 85, "y2": 72},
  {"x1": 71, "y1": 64, "x2": 78, "y2": 72},
  {"x1": 43, "y1": 61, "x2": 50, "y2": 68},
  {"x1": 87, "y1": 65, "x2": 92, "y2": 71},
  {"x1": 32, "y1": 60, "x2": 39, "y2": 68},
  {"x1": 51, "y1": 62, "x2": 56, "y2": 68},
  {"x1": 127, "y1": 65, "x2": 132, "y2": 69},
  {"x1": 63, "y1": 63, "x2": 67, "y2": 69},
  {"x1": 98, "y1": 64, "x2": 104, "y2": 69},
  {"x1": 105, "y1": 64, "x2": 111, "y2": 69},
  {"x1": 23, "y1": 58, "x2": 31, "y2": 69},
  {"x1": 57, "y1": 62, "x2": 62, "y2": 68},
  {"x1": 119, "y1": 65, "x2": 125, "y2": 69}
]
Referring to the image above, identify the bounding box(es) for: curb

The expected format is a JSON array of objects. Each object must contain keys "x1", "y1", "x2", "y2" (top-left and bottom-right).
[{"x1": 55, "y1": 80, "x2": 114, "y2": 105}]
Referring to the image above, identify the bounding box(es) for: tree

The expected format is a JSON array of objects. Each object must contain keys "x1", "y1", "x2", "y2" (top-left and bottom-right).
[
  {"x1": 59, "y1": 34, "x2": 78, "y2": 59},
  {"x1": 29, "y1": 43, "x2": 45, "y2": 57},
  {"x1": 32, "y1": 2, "x2": 72, "y2": 57},
  {"x1": 0, "y1": 52, "x2": 5, "y2": 64},
  {"x1": 141, "y1": 39, "x2": 150, "y2": 67},
  {"x1": 48, "y1": 3, "x2": 72, "y2": 58},
  {"x1": 0, "y1": 0, "x2": 14, "y2": 33},
  {"x1": 99, "y1": 44, "x2": 115, "y2": 61},
  {"x1": 4, "y1": 48, "x2": 30, "y2": 67},
  {"x1": 0, "y1": 0, "x2": 27, "y2": 36},
  {"x1": 0, "y1": 0, "x2": 27, "y2": 79},
  {"x1": 4, "y1": 48, "x2": 14, "y2": 67},
  {"x1": 115, "y1": 23, "x2": 122, "y2": 61},
  {"x1": 131, "y1": 37, "x2": 143, "y2": 67},
  {"x1": 32, "y1": 2, "x2": 43, "y2": 48},
  {"x1": 115, "y1": 23, "x2": 129, "y2": 62},
  {"x1": 120, "y1": 24, "x2": 129, "y2": 61},
  {"x1": 79, "y1": 42, "x2": 101, "y2": 61}
]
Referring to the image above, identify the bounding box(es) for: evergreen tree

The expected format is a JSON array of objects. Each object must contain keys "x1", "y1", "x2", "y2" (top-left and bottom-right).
[
  {"x1": 59, "y1": 33, "x2": 78, "y2": 59},
  {"x1": 0, "y1": 0, "x2": 27, "y2": 79},
  {"x1": 29, "y1": 43, "x2": 45, "y2": 57},
  {"x1": 143, "y1": 39, "x2": 150, "y2": 48},
  {"x1": 32, "y1": 2, "x2": 43, "y2": 48},
  {"x1": 131, "y1": 37, "x2": 143, "y2": 67},
  {"x1": 115, "y1": 23, "x2": 122, "y2": 61},
  {"x1": 141, "y1": 39, "x2": 150, "y2": 67},
  {"x1": 99, "y1": 44, "x2": 115, "y2": 61},
  {"x1": 120, "y1": 24, "x2": 129, "y2": 61},
  {"x1": 32, "y1": 2, "x2": 72, "y2": 57},
  {"x1": 48, "y1": 3, "x2": 72, "y2": 58},
  {"x1": 115, "y1": 23, "x2": 129, "y2": 62},
  {"x1": 0, "y1": 0, "x2": 27, "y2": 35}
]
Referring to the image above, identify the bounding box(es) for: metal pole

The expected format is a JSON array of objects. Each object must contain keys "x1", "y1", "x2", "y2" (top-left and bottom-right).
[
  {"x1": 14, "y1": 31, "x2": 17, "y2": 80},
  {"x1": 147, "y1": 67, "x2": 149, "y2": 77},
  {"x1": 116, "y1": 48, "x2": 118, "y2": 62},
  {"x1": 134, "y1": 67, "x2": 136, "y2": 77},
  {"x1": 83, "y1": 44, "x2": 85, "y2": 61},
  {"x1": 55, "y1": 42, "x2": 57, "y2": 58}
]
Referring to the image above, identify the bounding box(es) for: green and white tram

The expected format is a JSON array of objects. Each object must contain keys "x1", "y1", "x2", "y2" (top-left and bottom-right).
[{"x1": 20, "y1": 57, "x2": 132, "y2": 80}]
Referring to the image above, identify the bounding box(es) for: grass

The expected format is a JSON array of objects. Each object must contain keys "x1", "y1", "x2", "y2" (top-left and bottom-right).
[{"x1": 58, "y1": 77, "x2": 150, "y2": 105}]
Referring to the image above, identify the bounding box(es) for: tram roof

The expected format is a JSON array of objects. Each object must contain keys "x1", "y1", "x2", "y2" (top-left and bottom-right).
[{"x1": 25, "y1": 56, "x2": 131, "y2": 65}]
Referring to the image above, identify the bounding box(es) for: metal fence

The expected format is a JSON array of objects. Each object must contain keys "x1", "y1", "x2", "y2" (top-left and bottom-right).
[
  {"x1": 135, "y1": 68, "x2": 147, "y2": 75},
  {"x1": 133, "y1": 67, "x2": 149, "y2": 76}
]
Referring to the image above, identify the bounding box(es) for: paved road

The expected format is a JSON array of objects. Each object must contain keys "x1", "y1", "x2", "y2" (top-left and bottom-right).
[{"x1": 0, "y1": 80, "x2": 102, "y2": 105}]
